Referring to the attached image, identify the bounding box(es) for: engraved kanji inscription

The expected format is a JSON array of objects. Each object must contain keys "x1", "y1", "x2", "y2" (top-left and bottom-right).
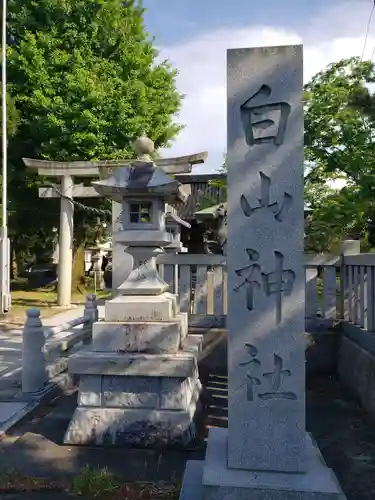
[
  {"x1": 240, "y1": 343, "x2": 261, "y2": 401},
  {"x1": 234, "y1": 249, "x2": 295, "y2": 324},
  {"x1": 239, "y1": 347, "x2": 297, "y2": 402},
  {"x1": 233, "y1": 249, "x2": 261, "y2": 311},
  {"x1": 240, "y1": 172, "x2": 292, "y2": 222},
  {"x1": 262, "y1": 251, "x2": 295, "y2": 324},
  {"x1": 259, "y1": 354, "x2": 297, "y2": 400},
  {"x1": 240, "y1": 84, "x2": 291, "y2": 146}
]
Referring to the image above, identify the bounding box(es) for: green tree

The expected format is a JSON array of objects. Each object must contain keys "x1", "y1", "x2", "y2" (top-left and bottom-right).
[
  {"x1": 197, "y1": 153, "x2": 227, "y2": 211},
  {"x1": 0, "y1": 91, "x2": 19, "y2": 138},
  {"x1": 0, "y1": 91, "x2": 19, "y2": 274},
  {"x1": 304, "y1": 57, "x2": 375, "y2": 251},
  {"x1": 6, "y1": 0, "x2": 182, "y2": 280},
  {"x1": 209, "y1": 153, "x2": 227, "y2": 196},
  {"x1": 0, "y1": 90, "x2": 19, "y2": 212}
]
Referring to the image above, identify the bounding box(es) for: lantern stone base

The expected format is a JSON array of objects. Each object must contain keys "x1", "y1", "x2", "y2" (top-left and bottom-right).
[
  {"x1": 64, "y1": 335, "x2": 203, "y2": 447},
  {"x1": 64, "y1": 377, "x2": 202, "y2": 447},
  {"x1": 179, "y1": 428, "x2": 346, "y2": 500}
]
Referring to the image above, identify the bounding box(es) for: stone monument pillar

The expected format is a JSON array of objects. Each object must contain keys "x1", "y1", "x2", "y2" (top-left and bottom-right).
[
  {"x1": 64, "y1": 137, "x2": 203, "y2": 447},
  {"x1": 179, "y1": 45, "x2": 346, "y2": 499}
]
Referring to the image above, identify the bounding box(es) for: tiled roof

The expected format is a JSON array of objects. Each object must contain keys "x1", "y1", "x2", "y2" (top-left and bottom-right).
[
  {"x1": 174, "y1": 173, "x2": 226, "y2": 220},
  {"x1": 173, "y1": 173, "x2": 312, "y2": 221}
]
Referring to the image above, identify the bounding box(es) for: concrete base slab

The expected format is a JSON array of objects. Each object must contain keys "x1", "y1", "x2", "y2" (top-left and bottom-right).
[
  {"x1": 0, "y1": 371, "x2": 76, "y2": 439},
  {"x1": 0, "y1": 401, "x2": 29, "y2": 426},
  {"x1": 180, "y1": 460, "x2": 204, "y2": 500},
  {"x1": 179, "y1": 428, "x2": 346, "y2": 499}
]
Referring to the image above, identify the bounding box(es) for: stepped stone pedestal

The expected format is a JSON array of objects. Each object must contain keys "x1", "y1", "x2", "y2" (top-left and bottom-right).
[
  {"x1": 64, "y1": 292, "x2": 203, "y2": 446},
  {"x1": 181, "y1": 428, "x2": 345, "y2": 500}
]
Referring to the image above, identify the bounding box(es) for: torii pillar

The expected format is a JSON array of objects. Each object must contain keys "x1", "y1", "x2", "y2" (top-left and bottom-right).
[{"x1": 23, "y1": 144, "x2": 207, "y2": 307}]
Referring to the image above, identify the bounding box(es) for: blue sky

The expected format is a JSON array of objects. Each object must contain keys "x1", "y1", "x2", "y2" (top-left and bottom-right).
[
  {"x1": 144, "y1": 0, "x2": 331, "y2": 46},
  {"x1": 142, "y1": 0, "x2": 375, "y2": 173}
]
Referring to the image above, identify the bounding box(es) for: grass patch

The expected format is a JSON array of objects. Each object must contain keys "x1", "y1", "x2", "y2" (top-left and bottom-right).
[
  {"x1": 71, "y1": 465, "x2": 118, "y2": 498},
  {"x1": 0, "y1": 467, "x2": 180, "y2": 499}
]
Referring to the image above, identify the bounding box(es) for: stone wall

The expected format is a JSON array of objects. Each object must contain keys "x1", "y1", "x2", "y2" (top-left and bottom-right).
[{"x1": 337, "y1": 325, "x2": 375, "y2": 414}]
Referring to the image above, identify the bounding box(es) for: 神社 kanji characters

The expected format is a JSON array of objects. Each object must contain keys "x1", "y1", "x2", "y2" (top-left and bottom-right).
[
  {"x1": 233, "y1": 249, "x2": 295, "y2": 324},
  {"x1": 239, "y1": 343, "x2": 297, "y2": 402}
]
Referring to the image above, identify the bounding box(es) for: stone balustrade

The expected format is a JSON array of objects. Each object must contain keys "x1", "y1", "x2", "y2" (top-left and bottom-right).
[{"x1": 21, "y1": 295, "x2": 98, "y2": 394}]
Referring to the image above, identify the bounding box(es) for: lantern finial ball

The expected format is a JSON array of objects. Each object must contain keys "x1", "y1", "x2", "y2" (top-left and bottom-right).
[{"x1": 134, "y1": 136, "x2": 154, "y2": 158}]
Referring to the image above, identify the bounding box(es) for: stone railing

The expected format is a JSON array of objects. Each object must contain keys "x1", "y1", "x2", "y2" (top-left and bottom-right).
[
  {"x1": 156, "y1": 246, "x2": 366, "y2": 331},
  {"x1": 335, "y1": 245, "x2": 375, "y2": 415},
  {"x1": 158, "y1": 254, "x2": 227, "y2": 328},
  {"x1": 22, "y1": 295, "x2": 98, "y2": 394},
  {"x1": 340, "y1": 252, "x2": 375, "y2": 338},
  {"x1": 304, "y1": 253, "x2": 340, "y2": 331}
]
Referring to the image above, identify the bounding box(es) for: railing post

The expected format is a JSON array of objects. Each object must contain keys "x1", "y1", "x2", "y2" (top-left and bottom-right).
[
  {"x1": 340, "y1": 239, "x2": 361, "y2": 321},
  {"x1": 84, "y1": 294, "x2": 98, "y2": 325},
  {"x1": 22, "y1": 308, "x2": 46, "y2": 393},
  {"x1": 305, "y1": 267, "x2": 318, "y2": 323}
]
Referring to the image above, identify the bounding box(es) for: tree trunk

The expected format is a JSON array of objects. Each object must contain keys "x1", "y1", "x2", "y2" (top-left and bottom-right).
[
  {"x1": 11, "y1": 244, "x2": 18, "y2": 280},
  {"x1": 71, "y1": 243, "x2": 86, "y2": 294}
]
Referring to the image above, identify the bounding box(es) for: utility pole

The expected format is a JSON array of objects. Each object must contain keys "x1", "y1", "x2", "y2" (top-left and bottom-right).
[{"x1": 1, "y1": 0, "x2": 11, "y2": 313}]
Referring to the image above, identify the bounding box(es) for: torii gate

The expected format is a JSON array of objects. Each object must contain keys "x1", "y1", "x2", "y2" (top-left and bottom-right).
[{"x1": 23, "y1": 141, "x2": 207, "y2": 307}]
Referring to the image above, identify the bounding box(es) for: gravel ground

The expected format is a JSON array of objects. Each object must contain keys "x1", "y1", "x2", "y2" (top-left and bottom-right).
[
  {"x1": 307, "y1": 375, "x2": 375, "y2": 500},
  {"x1": 0, "y1": 370, "x2": 374, "y2": 499}
]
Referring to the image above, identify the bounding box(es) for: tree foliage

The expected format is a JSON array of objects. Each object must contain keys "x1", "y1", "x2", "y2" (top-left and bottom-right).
[
  {"x1": 209, "y1": 153, "x2": 227, "y2": 196},
  {"x1": 6, "y1": 0, "x2": 182, "y2": 272},
  {"x1": 0, "y1": 91, "x2": 19, "y2": 230},
  {"x1": 304, "y1": 57, "x2": 375, "y2": 251},
  {"x1": 0, "y1": 91, "x2": 20, "y2": 138},
  {"x1": 201, "y1": 57, "x2": 375, "y2": 252},
  {"x1": 196, "y1": 153, "x2": 227, "y2": 211}
]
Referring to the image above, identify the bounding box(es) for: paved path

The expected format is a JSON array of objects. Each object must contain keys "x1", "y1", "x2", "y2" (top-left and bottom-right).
[
  {"x1": 0, "y1": 305, "x2": 105, "y2": 434},
  {"x1": 0, "y1": 307, "x2": 86, "y2": 396},
  {"x1": 0, "y1": 305, "x2": 106, "y2": 393}
]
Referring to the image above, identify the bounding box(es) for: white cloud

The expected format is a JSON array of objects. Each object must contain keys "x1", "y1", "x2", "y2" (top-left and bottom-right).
[{"x1": 156, "y1": 1, "x2": 375, "y2": 173}]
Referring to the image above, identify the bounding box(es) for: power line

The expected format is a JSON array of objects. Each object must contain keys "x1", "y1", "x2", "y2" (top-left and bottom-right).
[{"x1": 361, "y1": 0, "x2": 375, "y2": 61}]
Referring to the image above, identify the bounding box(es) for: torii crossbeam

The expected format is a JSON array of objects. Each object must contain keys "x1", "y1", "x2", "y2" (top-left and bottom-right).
[{"x1": 23, "y1": 140, "x2": 207, "y2": 307}]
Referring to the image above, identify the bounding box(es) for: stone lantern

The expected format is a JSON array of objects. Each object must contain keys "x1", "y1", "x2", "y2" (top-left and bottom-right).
[
  {"x1": 64, "y1": 137, "x2": 203, "y2": 447},
  {"x1": 87, "y1": 245, "x2": 105, "y2": 290},
  {"x1": 165, "y1": 208, "x2": 190, "y2": 253}
]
